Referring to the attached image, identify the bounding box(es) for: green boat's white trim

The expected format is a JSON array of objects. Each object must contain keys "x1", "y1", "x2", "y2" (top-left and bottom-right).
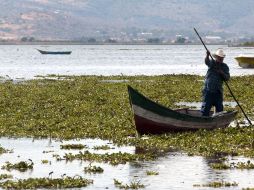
[{"x1": 132, "y1": 104, "x2": 235, "y2": 129}]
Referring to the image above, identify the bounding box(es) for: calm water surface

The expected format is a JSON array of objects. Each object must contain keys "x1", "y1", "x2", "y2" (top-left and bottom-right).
[
  {"x1": 0, "y1": 138, "x2": 254, "y2": 190},
  {"x1": 0, "y1": 45, "x2": 254, "y2": 189},
  {"x1": 0, "y1": 45, "x2": 254, "y2": 79}
]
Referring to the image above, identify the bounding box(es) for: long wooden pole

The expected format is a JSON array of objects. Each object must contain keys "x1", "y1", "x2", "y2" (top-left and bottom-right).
[{"x1": 194, "y1": 28, "x2": 252, "y2": 126}]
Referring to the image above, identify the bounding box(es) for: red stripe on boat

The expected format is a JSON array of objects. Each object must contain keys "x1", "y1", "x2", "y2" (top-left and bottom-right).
[{"x1": 134, "y1": 114, "x2": 197, "y2": 135}]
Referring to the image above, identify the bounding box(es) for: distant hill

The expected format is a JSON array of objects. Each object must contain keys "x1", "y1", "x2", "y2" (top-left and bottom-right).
[{"x1": 0, "y1": 0, "x2": 254, "y2": 40}]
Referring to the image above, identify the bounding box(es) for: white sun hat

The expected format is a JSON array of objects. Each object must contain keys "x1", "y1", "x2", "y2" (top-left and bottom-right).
[{"x1": 213, "y1": 49, "x2": 226, "y2": 58}]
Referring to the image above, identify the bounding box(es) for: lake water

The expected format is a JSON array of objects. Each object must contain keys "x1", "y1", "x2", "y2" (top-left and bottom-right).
[
  {"x1": 0, "y1": 45, "x2": 254, "y2": 79},
  {"x1": 1, "y1": 138, "x2": 254, "y2": 190},
  {"x1": 0, "y1": 45, "x2": 254, "y2": 189}
]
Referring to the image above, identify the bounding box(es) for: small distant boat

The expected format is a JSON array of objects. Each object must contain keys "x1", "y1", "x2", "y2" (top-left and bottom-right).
[
  {"x1": 235, "y1": 55, "x2": 254, "y2": 68},
  {"x1": 36, "y1": 49, "x2": 72, "y2": 55},
  {"x1": 128, "y1": 86, "x2": 237, "y2": 135}
]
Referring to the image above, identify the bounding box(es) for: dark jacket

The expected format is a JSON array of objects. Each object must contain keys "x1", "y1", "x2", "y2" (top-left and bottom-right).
[{"x1": 203, "y1": 58, "x2": 230, "y2": 93}]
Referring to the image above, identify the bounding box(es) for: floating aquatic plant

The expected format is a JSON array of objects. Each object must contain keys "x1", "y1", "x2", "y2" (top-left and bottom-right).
[
  {"x1": 0, "y1": 146, "x2": 7, "y2": 155},
  {"x1": 0, "y1": 176, "x2": 93, "y2": 189},
  {"x1": 114, "y1": 179, "x2": 145, "y2": 189},
  {"x1": 210, "y1": 162, "x2": 231, "y2": 170},
  {"x1": 133, "y1": 126, "x2": 254, "y2": 157},
  {"x1": 0, "y1": 174, "x2": 13, "y2": 180},
  {"x1": 41, "y1": 160, "x2": 50, "y2": 164},
  {"x1": 1, "y1": 160, "x2": 34, "y2": 172},
  {"x1": 61, "y1": 151, "x2": 155, "y2": 165},
  {"x1": 84, "y1": 164, "x2": 104, "y2": 173},
  {"x1": 146, "y1": 171, "x2": 159, "y2": 175},
  {"x1": 52, "y1": 154, "x2": 64, "y2": 161},
  {"x1": 0, "y1": 75, "x2": 253, "y2": 158},
  {"x1": 193, "y1": 181, "x2": 238, "y2": 188},
  {"x1": 93, "y1": 145, "x2": 111, "y2": 150},
  {"x1": 210, "y1": 160, "x2": 254, "y2": 170},
  {"x1": 60, "y1": 144, "x2": 87, "y2": 150},
  {"x1": 234, "y1": 160, "x2": 254, "y2": 169}
]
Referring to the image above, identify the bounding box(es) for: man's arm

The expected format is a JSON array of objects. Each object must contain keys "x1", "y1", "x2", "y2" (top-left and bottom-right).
[
  {"x1": 205, "y1": 51, "x2": 214, "y2": 67},
  {"x1": 217, "y1": 65, "x2": 230, "y2": 81}
]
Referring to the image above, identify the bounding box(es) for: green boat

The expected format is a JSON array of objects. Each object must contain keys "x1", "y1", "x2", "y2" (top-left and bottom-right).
[{"x1": 128, "y1": 86, "x2": 237, "y2": 135}]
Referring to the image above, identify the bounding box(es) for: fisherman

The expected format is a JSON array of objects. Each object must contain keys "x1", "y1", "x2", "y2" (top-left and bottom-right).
[{"x1": 201, "y1": 49, "x2": 230, "y2": 116}]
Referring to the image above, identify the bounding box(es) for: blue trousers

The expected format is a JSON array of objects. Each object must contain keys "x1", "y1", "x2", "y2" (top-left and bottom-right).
[{"x1": 201, "y1": 90, "x2": 223, "y2": 116}]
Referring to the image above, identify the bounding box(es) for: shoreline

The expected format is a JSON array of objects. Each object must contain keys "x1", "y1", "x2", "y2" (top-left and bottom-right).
[
  {"x1": 1, "y1": 41, "x2": 253, "y2": 47},
  {"x1": 0, "y1": 41, "x2": 230, "y2": 46},
  {"x1": 1, "y1": 73, "x2": 254, "y2": 81}
]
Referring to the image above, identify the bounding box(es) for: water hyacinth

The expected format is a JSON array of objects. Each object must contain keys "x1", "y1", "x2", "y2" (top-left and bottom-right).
[
  {"x1": 146, "y1": 170, "x2": 159, "y2": 175},
  {"x1": 0, "y1": 75, "x2": 253, "y2": 158},
  {"x1": 193, "y1": 181, "x2": 238, "y2": 188},
  {"x1": 210, "y1": 162, "x2": 231, "y2": 170},
  {"x1": 235, "y1": 161, "x2": 254, "y2": 169},
  {"x1": 0, "y1": 146, "x2": 7, "y2": 155},
  {"x1": 41, "y1": 160, "x2": 50, "y2": 164},
  {"x1": 1, "y1": 160, "x2": 34, "y2": 172},
  {"x1": 210, "y1": 160, "x2": 254, "y2": 170},
  {"x1": 93, "y1": 145, "x2": 111, "y2": 150},
  {"x1": 114, "y1": 179, "x2": 145, "y2": 189},
  {"x1": 133, "y1": 127, "x2": 254, "y2": 157},
  {"x1": 0, "y1": 176, "x2": 93, "y2": 189},
  {"x1": 60, "y1": 144, "x2": 87, "y2": 150},
  {"x1": 84, "y1": 164, "x2": 104, "y2": 173},
  {"x1": 0, "y1": 174, "x2": 13, "y2": 180},
  {"x1": 61, "y1": 150, "x2": 156, "y2": 165}
]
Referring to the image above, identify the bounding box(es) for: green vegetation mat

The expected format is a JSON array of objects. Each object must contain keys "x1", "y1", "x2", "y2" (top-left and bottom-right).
[
  {"x1": 0, "y1": 75, "x2": 253, "y2": 157},
  {"x1": 0, "y1": 176, "x2": 93, "y2": 189}
]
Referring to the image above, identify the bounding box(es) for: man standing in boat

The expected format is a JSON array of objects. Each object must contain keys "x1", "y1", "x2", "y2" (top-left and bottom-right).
[{"x1": 201, "y1": 49, "x2": 230, "y2": 116}]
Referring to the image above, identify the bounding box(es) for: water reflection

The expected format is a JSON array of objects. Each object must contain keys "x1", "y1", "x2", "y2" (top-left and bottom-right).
[
  {"x1": 0, "y1": 138, "x2": 254, "y2": 189},
  {"x1": 129, "y1": 152, "x2": 254, "y2": 190}
]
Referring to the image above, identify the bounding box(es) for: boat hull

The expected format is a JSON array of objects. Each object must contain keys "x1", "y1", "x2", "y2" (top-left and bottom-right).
[
  {"x1": 128, "y1": 86, "x2": 237, "y2": 135},
  {"x1": 235, "y1": 56, "x2": 254, "y2": 68},
  {"x1": 37, "y1": 49, "x2": 72, "y2": 55}
]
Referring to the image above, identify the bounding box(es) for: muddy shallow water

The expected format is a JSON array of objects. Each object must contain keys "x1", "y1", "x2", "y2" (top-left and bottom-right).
[{"x1": 0, "y1": 138, "x2": 254, "y2": 190}]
